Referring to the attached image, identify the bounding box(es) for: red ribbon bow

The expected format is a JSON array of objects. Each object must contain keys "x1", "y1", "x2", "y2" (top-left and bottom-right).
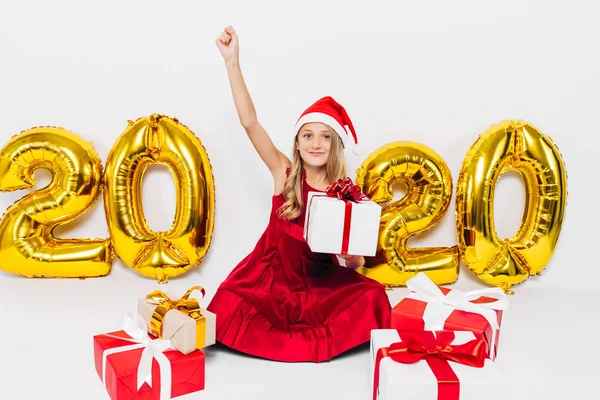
[
  {"x1": 373, "y1": 331, "x2": 487, "y2": 400},
  {"x1": 325, "y1": 178, "x2": 368, "y2": 202}
]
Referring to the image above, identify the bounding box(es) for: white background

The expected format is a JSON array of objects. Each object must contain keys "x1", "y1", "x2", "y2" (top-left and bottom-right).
[{"x1": 0, "y1": 0, "x2": 598, "y2": 399}]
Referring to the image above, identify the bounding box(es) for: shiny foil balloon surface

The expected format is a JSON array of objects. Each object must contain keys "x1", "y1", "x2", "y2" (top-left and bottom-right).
[
  {"x1": 356, "y1": 141, "x2": 459, "y2": 288},
  {"x1": 456, "y1": 120, "x2": 567, "y2": 293},
  {"x1": 0, "y1": 127, "x2": 113, "y2": 277},
  {"x1": 103, "y1": 115, "x2": 215, "y2": 283}
]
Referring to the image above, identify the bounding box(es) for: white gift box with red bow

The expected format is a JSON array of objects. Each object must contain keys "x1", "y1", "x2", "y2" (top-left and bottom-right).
[
  {"x1": 304, "y1": 190, "x2": 381, "y2": 256},
  {"x1": 371, "y1": 329, "x2": 508, "y2": 400}
]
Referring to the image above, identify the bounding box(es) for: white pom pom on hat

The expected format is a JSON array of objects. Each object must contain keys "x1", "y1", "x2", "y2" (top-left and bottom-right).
[
  {"x1": 352, "y1": 142, "x2": 364, "y2": 156},
  {"x1": 293, "y1": 96, "x2": 362, "y2": 156}
]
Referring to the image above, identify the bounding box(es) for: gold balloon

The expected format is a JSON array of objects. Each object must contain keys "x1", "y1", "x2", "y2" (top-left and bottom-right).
[
  {"x1": 0, "y1": 127, "x2": 113, "y2": 278},
  {"x1": 103, "y1": 114, "x2": 215, "y2": 283},
  {"x1": 456, "y1": 120, "x2": 567, "y2": 294},
  {"x1": 356, "y1": 141, "x2": 459, "y2": 288}
]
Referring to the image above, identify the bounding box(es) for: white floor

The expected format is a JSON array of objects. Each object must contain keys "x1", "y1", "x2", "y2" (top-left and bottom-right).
[{"x1": 1, "y1": 262, "x2": 598, "y2": 400}]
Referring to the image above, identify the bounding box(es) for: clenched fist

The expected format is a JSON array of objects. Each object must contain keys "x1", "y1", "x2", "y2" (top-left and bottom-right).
[{"x1": 216, "y1": 25, "x2": 239, "y2": 63}]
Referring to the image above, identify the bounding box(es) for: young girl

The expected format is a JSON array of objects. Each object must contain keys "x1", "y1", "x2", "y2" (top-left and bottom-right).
[{"x1": 207, "y1": 26, "x2": 391, "y2": 362}]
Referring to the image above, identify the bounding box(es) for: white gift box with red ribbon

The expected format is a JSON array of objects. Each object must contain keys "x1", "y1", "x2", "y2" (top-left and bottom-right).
[
  {"x1": 304, "y1": 190, "x2": 381, "y2": 256},
  {"x1": 371, "y1": 329, "x2": 508, "y2": 400}
]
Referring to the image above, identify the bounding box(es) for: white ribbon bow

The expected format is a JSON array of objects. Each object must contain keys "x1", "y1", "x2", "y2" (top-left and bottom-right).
[
  {"x1": 101, "y1": 312, "x2": 176, "y2": 400},
  {"x1": 406, "y1": 273, "x2": 509, "y2": 359}
]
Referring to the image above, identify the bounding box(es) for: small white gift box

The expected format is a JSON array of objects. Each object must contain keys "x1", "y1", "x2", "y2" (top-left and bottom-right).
[
  {"x1": 137, "y1": 287, "x2": 216, "y2": 355},
  {"x1": 371, "y1": 329, "x2": 508, "y2": 400},
  {"x1": 304, "y1": 190, "x2": 381, "y2": 256}
]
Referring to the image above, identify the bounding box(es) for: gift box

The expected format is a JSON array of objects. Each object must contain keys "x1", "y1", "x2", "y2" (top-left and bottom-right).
[
  {"x1": 391, "y1": 273, "x2": 509, "y2": 359},
  {"x1": 94, "y1": 314, "x2": 205, "y2": 400},
  {"x1": 371, "y1": 329, "x2": 508, "y2": 400},
  {"x1": 303, "y1": 178, "x2": 381, "y2": 256},
  {"x1": 137, "y1": 286, "x2": 216, "y2": 355}
]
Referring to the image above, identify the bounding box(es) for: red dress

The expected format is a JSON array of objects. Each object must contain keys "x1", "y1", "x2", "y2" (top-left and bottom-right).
[{"x1": 207, "y1": 172, "x2": 391, "y2": 362}]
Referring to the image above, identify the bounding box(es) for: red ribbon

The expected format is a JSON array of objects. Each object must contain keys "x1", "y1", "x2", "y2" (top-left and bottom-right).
[
  {"x1": 323, "y1": 178, "x2": 369, "y2": 254},
  {"x1": 341, "y1": 201, "x2": 352, "y2": 254},
  {"x1": 325, "y1": 177, "x2": 369, "y2": 203},
  {"x1": 373, "y1": 331, "x2": 487, "y2": 400}
]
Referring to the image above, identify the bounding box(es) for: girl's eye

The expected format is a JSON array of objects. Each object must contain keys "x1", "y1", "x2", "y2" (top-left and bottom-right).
[
  {"x1": 323, "y1": 134, "x2": 331, "y2": 140},
  {"x1": 303, "y1": 133, "x2": 312, "y2": 138}
]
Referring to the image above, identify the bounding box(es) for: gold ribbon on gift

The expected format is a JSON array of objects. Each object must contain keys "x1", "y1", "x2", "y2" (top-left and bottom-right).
[{"x1": 145, "y1": 286, "x2": 207, "y2": 349}]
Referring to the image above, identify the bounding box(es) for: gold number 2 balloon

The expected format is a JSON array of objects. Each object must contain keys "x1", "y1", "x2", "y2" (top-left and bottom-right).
[
  {"x1": 103, "y1": 114, "x2": 215, "y2": 283},
  {"x1": 356, "y1": 141, "x2": 459, "y2": 287},
  {"x1": 0, "y1": 127, "x2": 113, "y2": 277},
  {"x1": 456, "y1": 120, "x2": 567, "y2": 293}
]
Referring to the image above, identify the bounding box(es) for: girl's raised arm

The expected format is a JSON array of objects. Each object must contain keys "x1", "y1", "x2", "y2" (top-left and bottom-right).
[{"x1": 216, "y1": 26, "x2": 290, "y2": 183}]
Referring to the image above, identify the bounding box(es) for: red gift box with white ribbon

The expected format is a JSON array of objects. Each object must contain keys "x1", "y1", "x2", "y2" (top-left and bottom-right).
[
  {"x1": 93, "y1": 313, "x2": 205, "y2": 400},
  {"x1": 391, "y1": 273, "x2": 509, "y2": 360}
]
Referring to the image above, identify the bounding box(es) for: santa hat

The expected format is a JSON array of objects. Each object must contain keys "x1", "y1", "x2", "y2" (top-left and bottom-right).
[{"x1": 293, "y1": 96, "x2": 362, "y2": 155}]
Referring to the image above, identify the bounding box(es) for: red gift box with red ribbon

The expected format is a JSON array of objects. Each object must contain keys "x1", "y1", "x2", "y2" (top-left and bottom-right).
[
  {"x1": 303, "y1": 178, "x2": 381, "y2": 256},
  {"x1": 94, "y1": 330, "x2": 205, "y2": 400},
  {"x1": 391, "y1": 273, "x2": 509, "y2": 360},
  {"x1": 371, "y1": 329, "x2": 508, "y2": 400}
]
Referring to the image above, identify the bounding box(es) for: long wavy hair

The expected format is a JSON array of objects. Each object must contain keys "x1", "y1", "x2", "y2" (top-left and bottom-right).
[{"x1": 278, "y1": 125, "x2": 346, "y2": 220}]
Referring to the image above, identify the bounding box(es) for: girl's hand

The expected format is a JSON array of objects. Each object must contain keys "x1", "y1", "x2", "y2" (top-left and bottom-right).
[
  {"x1": 216, "y1": 25, "x2": 239, "y2": 63},
  {"x1": 337, "y1": 254, "x2": 365, "y2": 270}
]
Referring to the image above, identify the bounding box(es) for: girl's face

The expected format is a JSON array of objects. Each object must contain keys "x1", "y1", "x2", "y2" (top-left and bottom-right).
[{"x1": 295, "y1": 123, "x2": 333, "y2": 167}]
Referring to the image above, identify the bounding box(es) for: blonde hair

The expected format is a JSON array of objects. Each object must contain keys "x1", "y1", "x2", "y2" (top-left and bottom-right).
[{"x1": 278, "y1": 125, "x2": 346, "y2": 220}]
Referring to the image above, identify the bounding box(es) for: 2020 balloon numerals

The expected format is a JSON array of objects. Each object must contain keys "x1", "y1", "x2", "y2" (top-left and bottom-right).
[
  {"x1": 0, "y1": 115, "x2": 216, "y2": 283},
  {"x1": 0, "y1": 118, "x2": 565, "y2": 291},
  {"x1": 356, "y1": 120, "x2": 567, "y2": 293}
]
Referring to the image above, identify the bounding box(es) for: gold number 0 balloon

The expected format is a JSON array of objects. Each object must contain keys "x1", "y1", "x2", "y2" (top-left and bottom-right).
[
  {"x1": 456, "y1": 120, "x2": 567, "y2": 293},
  {"x1": 0, "y1": 127, "x2": 113, "y2": 277},
  {"x1": 356, "y1": 142, "x2": 459, "y2": 287},
  {"x1": 103, "y1": 114, "x2": 215, "y2": 283}
]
